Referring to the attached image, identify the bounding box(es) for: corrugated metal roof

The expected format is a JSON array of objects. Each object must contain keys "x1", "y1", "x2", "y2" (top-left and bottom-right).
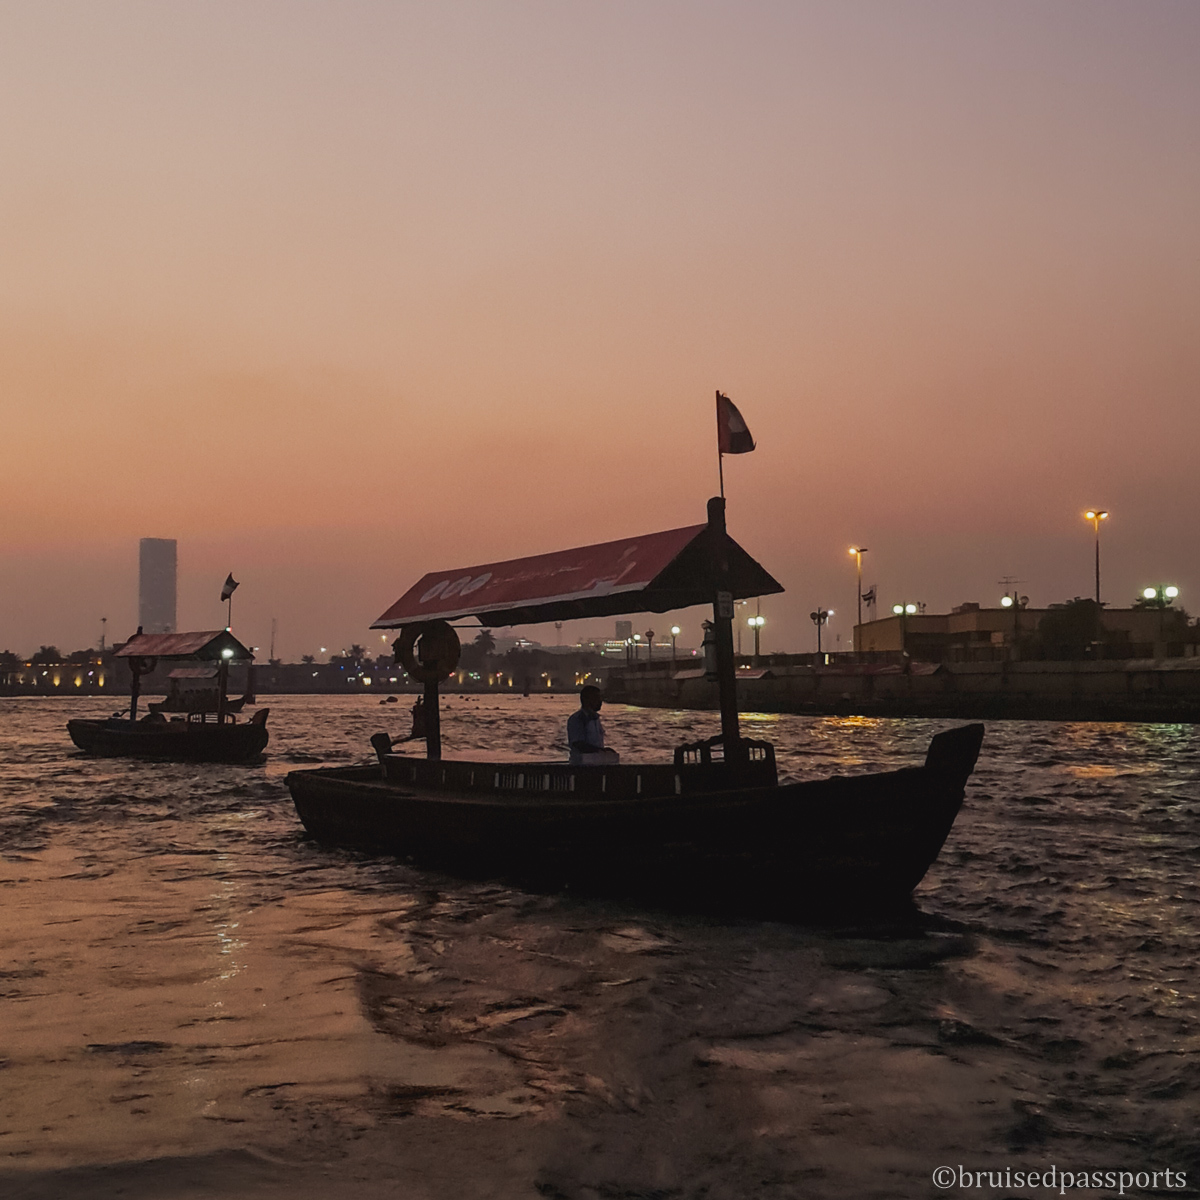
[
  {"x1": 166, "y1": 665, "x2": 219, "y2": 680},
  {"x1": 115, "y1": 630, "x2": 253, "y2": 661},
  {"x1": 372, "y1": 522, "x2": 783, "y2": 630}
]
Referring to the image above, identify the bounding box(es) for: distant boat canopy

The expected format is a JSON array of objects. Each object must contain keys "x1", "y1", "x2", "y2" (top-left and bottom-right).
[
  {"x1": 371, "y1": 521, "x2": 784, "y2": 630},
  {"x1": 115, "y1": 630, "x2": 254, "y2": 662}
]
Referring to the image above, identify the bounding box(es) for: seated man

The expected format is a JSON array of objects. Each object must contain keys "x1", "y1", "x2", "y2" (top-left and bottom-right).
[{"x1": 567, "y1": 685, "x2": 618, "y2": 764}]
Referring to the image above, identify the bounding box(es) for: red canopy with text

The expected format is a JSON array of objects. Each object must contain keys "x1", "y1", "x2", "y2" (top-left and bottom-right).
[{"x1": 372, "y1": 520, "x2": 783, "y2": 630}]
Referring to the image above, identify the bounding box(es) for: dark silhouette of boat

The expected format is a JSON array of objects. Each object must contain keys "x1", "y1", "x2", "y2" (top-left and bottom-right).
[
  {"x1": 68, "y1": 709, "x2": 270, "y2": 763},
  {"x1": 67, "y1": 629, "x2": 269, "y2": 764},
  {"x1": 288, "y1": 722, "x2": 982, "y2": 910},
  {"x1": 285, "y1": 496, "x2": 984, "y2": 910}
]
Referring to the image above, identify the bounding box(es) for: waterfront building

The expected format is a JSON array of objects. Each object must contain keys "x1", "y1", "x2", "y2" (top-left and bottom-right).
[
  {"x1": 139, "y1": 538, "x2": 177, "y2": 634},
  {"x1": 854, "y1": 601, "x2": 1197, "y2": 663}
]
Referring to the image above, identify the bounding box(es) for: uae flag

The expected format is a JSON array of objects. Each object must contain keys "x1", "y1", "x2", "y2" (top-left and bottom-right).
[
  {"x1": 716, "y1": 392, "x2": 755, "y2": 455},
  {"x1": 220, "y1": 574, "x2": 240, "y2": 601}
]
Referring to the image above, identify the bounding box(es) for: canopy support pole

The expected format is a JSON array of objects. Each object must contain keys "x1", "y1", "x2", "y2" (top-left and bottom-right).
[
  {"x1": 707, "y1": 496, "x2": 742, "y2": 763},
  {"x1": 424, "y1": 679, "x2": 442, "y2": 759}
]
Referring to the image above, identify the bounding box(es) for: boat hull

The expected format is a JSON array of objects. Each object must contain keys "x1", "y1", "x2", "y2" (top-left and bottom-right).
[
  {"x1": 286, "y1": 724, "x2": 984, "y2": 911},
  {"x1": 67, "y1": 717, "x2": 269, "y2": 764}
]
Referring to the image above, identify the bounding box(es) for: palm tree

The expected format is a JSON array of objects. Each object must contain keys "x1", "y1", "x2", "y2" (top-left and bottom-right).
[{"x1": 474, "y1": 629, "x2": 497, "y2": 655}]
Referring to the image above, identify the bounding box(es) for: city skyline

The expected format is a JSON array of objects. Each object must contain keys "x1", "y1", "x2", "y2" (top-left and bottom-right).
[
  {"x1": 2, "y1": 3, "x2": 1198, "y2": 655},
  {"x1": 1, "y1": 510, "x2": 1188, "y2": 661}
]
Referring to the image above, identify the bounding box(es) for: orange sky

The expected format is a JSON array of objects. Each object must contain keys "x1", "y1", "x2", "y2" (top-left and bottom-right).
[{"x1": 3, "y1": 2, "x2": 1198, "y2": 656}]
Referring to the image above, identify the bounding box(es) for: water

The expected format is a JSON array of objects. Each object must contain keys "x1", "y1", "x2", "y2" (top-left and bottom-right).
[{"x1": 2, "y1": 696, "x2": 1198, "y2": 1199}]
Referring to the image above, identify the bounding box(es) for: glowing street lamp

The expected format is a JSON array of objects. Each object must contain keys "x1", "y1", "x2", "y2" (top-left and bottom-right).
[
  {"x1": 891, "y1": 603, "x2": 917, "y2": 656},
  {"x1": 849, "y1": 547, "x2": 868, "y2": 649},
  {"x1": 1084, "y1": 510, "x2": 1109, "y2": 604},
  {"x1": 1142, "y1": 585, "x2": 1180, "y2": 607},
  {"x1": 670, "y1": 625, "x2": 681, "y2": 663},
  {"x1": 810, "y1": 608, "x2": 832, "y2": 655},
  {"x1": 748, "y1": 613, "x2": 765, "y2": 659},
  {"x1": 1142, "y1": 585, "x2": 1181, "y2": 648}
]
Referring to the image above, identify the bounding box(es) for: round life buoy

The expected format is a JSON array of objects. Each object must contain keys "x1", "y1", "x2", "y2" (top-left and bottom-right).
[{"x1": 394, "y1": 621, "x2": 461, "y2": 684}]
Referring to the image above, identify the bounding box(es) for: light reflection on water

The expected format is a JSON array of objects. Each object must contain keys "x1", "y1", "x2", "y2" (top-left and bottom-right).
[{"x1": 1, "y1": 694, "x2": 1198, "y2": 1181}]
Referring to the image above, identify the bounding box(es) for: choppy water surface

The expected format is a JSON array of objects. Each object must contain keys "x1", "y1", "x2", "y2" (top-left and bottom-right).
[{"x1": 1, "y1": 696, "x2": 1198, "y2": 1199}]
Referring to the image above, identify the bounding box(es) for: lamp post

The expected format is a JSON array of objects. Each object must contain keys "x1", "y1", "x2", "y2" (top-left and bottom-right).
[
  {"x1": 892, "y1": 603, "x2": 917, "y2": 657},
  {"x1": 810, "y1": 608, "x2": 832, "y2": 655},
  {"x1": 748, "y1": 614, "x2": 765, "y2": 660},
  {"x1": 1084, "y1": 510, "x2": 1108, "y2": 605},
  {"x1": 1142, "y1": 584, "x2": 1179, "y2": 606},
  {"x1": 1142, "y1": 585, "x2": 1180, "y2": 652},
  {"x1": 848, "y1": 547, "x2": 868, "y2": 650},
  {"x1": 670, "y1": 625, "x2": 680, "y2": 663},
  {"x1": 1000, "y1": 591, "x2": 1026, "y2": 659},
  {"x1": 645, "y1": 630, "x2": 654, "y2": 662}
]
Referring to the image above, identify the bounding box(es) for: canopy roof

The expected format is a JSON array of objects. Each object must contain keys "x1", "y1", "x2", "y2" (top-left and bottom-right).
[
  {"x1": 371, "y1": 519, "x2": 783, "y2": 629},
  {"x1": 116, "y1": 630, "x2": 253, "y2": 661},
  {"x1": 166, "y1": 665, "x2": 220, "y2": 680}
]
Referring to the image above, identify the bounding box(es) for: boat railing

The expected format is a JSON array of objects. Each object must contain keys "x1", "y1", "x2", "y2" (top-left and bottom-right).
[
  {"x1": 379, "y1": 751, "x2": 777, "y2": 801},
  {"x1": 673, "y1": 734, "x2": 775, "y2": 770}
]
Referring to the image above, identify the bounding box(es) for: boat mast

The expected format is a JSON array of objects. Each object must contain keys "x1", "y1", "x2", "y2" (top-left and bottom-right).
[{"x1": 706, "y1": 496, "x2": 742, "y2": 762}]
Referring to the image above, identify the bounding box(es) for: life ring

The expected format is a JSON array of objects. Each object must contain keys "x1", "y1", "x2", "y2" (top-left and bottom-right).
[
  {"x1": 127, "y1": 656, "x2": 158, "y2": 675},
  {"x1": 394, "y1": 621, "x2": 461, "y2": 684}
]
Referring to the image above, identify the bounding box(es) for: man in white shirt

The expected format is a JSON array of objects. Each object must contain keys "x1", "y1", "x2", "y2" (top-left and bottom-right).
[{"x1": 567, "y1": 685, "x2": 613, "y2": 764}]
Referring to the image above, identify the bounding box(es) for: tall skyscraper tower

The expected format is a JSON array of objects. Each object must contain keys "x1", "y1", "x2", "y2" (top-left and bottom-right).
[{"x1": 139, "y1": 538, "x2": 177, "y2": 634}]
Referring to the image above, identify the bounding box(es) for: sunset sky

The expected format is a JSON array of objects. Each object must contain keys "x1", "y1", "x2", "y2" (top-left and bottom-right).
[{"x1": 3, "y1": 1, "x2": 1198, "y2": 657}]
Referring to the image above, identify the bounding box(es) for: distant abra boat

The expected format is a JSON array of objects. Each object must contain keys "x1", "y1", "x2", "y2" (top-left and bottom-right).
[
  {"x1": 67, "y1": 629, "x2": 269, "y2": 765},
  {"x1": 285, "y1": 496, "x2": 984, "y2": 912}
]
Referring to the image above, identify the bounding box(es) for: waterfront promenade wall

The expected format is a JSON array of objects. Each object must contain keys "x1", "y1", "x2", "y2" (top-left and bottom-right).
[{"x1": 604, "y1": 659, "x2": 1200, "y2": 723}]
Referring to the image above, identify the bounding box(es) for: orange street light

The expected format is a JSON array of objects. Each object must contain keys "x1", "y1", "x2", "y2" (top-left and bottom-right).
[
  {"x1": 1084, "y1": 510, "x2": 1109, "y2": 605},
  {"x1": 849, "y1": 547, "x2": 868, "y2": 650}
]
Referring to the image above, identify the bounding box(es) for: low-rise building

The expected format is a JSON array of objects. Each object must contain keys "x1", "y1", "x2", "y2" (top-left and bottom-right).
[{"x1": 854, "y1": 601, "x2": 1196, "y2": 662}]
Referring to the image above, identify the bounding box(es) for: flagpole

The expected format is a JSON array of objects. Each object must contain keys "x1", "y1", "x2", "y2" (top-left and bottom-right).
[
  {"x1": 715, "y1": 390, "x2": 725, "y2": 499},
  {"x1": 227, "y1": 595, "x2": 232, "y2": 632}
]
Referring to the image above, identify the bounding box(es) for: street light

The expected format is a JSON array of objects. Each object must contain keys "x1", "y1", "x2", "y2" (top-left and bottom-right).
[
  {"x1": 1141, "y1": 585, "x2": 1181, "y2": 650},
  {"x1": 1141, "y1": 585, "x2": 1180, "y2": 607},
  {"x1": 849, "y1": 547, "x2": 868, "y2": 651},
  {"x1": 891, "y1": 603, "x2": 916, "y2": 657},
  {"x1": 1084, "y1": 510, "x2": 1109, "y2": 604},
  {"x1": 810, "y1": 608, "x2": 832, "y2": 655},
  {"x1": 670, "y1": 625, "x2": 680, "y2": 662},
  {"x1": 748, "y1": 614, "x2": 765, "y2": 659}
]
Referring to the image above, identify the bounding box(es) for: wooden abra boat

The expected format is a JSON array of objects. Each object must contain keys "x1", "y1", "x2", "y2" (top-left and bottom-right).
[
  {"x1": 289, "y1": 723, "x2": 982, "y2": 910},
  {"x1": 68, "y1": 629, "x2": 269, "y2": 764},
  {"x1": 285, "y1": 495, "x2": 984, "y2": 910}
]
